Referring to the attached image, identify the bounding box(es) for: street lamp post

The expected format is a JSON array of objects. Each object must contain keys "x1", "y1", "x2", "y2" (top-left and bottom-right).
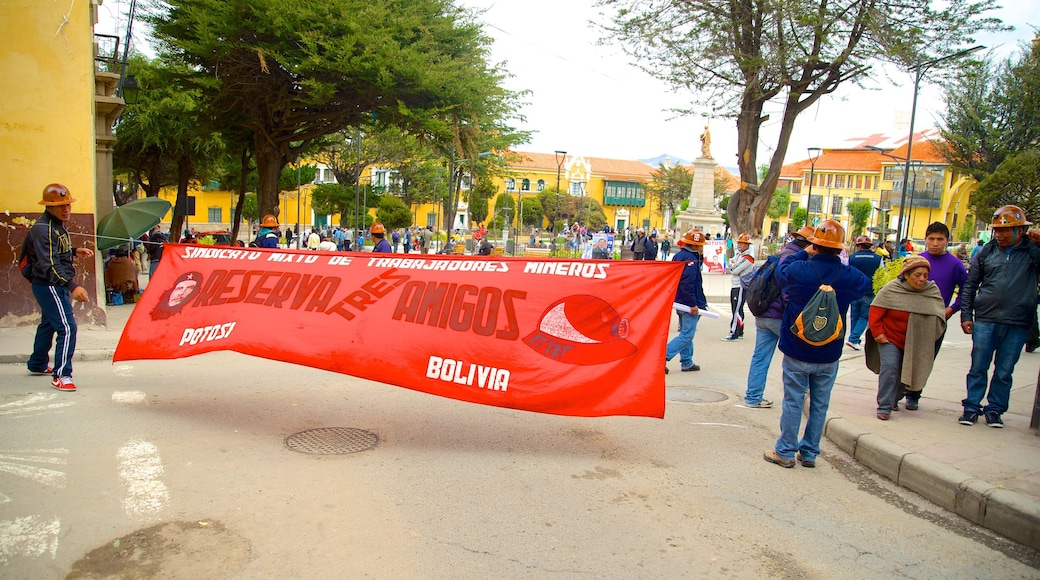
[
  {"x1": 806, "y1": 147, "x2": 822, "y2": 226},
  {"x1": 553, "y1": 150, "x2": 567, "y2": 256},
  {"x1": 897, "y1": 45, "x2": 985, "y2": 241}
]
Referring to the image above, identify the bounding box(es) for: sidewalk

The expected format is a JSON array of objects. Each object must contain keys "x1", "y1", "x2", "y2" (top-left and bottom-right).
[{"x1": 1, "y1": 273, "x2": 1038, "y2": 550}]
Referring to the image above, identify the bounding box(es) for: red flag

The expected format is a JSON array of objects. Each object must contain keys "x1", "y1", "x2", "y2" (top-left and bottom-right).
[{"x1": 114, "y1": 245, "x2": 684, "y2": 418}]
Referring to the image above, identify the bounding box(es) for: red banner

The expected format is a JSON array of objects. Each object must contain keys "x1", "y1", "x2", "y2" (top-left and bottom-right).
[{"x1": 114, "y1": 245, "x2": 684, "y2": 418}]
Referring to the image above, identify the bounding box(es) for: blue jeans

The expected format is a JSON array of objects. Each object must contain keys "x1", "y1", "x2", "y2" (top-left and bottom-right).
[
  {"x1": 28, "y1": 283, "x2": 77, "y2": 379},
  {"x1": 665, "y1": 311, "x2": 700, "y2": 369},
  {"x1": 846, "y1": 295, "x2": 872, "y2": 345},
  {"x1": 963, "y1": 321, "x2": 1030, "y2": 415},
  {"x1": 745, "y1": 317, "x2": 781, "y2": 405},
  {"x1": 775, "y1": 356, "x2": 839, "y2": 462}
]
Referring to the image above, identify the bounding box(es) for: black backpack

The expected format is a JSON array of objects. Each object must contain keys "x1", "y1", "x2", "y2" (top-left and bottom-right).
[{"x1": 746, "y1": 254, "x2": 782, "y2": 316}]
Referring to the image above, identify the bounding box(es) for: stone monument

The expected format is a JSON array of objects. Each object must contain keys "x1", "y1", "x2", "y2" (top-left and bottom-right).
[{"x1": 676, "y1": 124, "x2": 726, "y2": 237}]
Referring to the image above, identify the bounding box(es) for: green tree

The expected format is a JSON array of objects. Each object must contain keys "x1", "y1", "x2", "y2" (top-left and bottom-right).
[
  {"x1": 766, "y1": 186, "x2": 791, "y2": 224},
  {"x1": 149, "y1": 0, "x2": 522, "y2": 220},
  {"x1": 938, "y1": 42, "x2": 1040, "y2": 185},
  {"x1": 311, "y1": 183, "x2": 369, "y2": 228},
  {"x1": 375, "y1": 196, "x2": 413, "y2": 231},
  {"x1": 956, "y1": 217, "x2": 976, "y2": 243},
  {"x1": 974, "y1": 149, "x2": 1040, "y2": 221},
  {"x1": 599, "y1": 0, "x2": 1003, "y2": 237},
  {"x1": 790, "y1": 207, "x2": 808, "y2": 232},
  {"x1": 847, "y1": 199, "x2": 873, "y2": 237},
  {"x1": 645, "y1": 163, "x2": 692, "y2": 223},
  {"x1": 113, "y1": 54, "x2": 225, "y2": 239},
  {"x1": 519, "y1": 195, "x2": 543, "y2": 228},
  {"x1": 491, "y1": 193, "x2": 515, "y2": 230}
]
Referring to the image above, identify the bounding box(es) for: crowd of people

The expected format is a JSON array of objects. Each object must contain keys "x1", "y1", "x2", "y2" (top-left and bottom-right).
[{"x1": 664, "y1": 205, "x2": 1040, "y2": 471}]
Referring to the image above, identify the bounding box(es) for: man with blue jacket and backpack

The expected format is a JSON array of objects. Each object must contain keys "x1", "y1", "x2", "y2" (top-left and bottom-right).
[
  {"x1": 741, "y1": 225, "x2": 814, "y2": 408},
  {"x1": 764, "y1": 220, "x2": 871, "y2": 469}
]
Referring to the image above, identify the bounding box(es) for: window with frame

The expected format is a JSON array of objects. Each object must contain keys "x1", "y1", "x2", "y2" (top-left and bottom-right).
[
  {"x1": 208, "y1": 207, "x2": 222, "y2": 223},
  {"x1": 521, "y1": 178, "x2": 530, "y2": 191},
  {"x1": 789, "y1": 201, "x2": 800, "y2": 218},
  {"x1": 505, "y1": 178, "x2": 516, "y2": 191},
  {"x1": 831, "y1": 196, "x2": 843, "y2": 216},
  {"x1": 834, "y1": 175, "x2": 845, "y2": 189},
  {"x1": 537, "y1": 180, "x2": 545, "y2": 191},
  {"x1": 808, "y1": 196, "x2": 822, "y2": 214}
]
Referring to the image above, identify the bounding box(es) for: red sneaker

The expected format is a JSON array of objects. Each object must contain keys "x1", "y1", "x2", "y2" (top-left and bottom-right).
[
  {"x1": 28, "y1": 366, "x2": 53, "y2": 376},
  {"x1": 50, "y1": 377, "x2": 76, "y2": 392}
]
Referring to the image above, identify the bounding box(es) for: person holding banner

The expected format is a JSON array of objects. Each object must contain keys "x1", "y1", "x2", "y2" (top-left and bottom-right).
[{"x1": 665, "y1": 229, "x2": 708, "y2": 374}]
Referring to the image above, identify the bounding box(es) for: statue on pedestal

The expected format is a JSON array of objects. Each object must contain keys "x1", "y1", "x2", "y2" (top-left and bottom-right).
[{"x1": 699, "y1": 125, "x2": 712, "y2": 159}]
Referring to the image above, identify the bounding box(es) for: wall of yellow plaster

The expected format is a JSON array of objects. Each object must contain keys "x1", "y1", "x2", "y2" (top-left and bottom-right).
[{"x1": 1, "y1": 1, "x2": 97, "y2": 213}]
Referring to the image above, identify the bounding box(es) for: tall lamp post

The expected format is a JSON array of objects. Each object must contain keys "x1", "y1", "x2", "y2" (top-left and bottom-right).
[
  {"x1": 897, "y1": 45, "x2": 985, "y2": 241},
  {"x1": 806, "y1": 147, "x2": 822, "y2": 227},
  {"x1": 552, "y1": 150, "x2": 567, "y2": 256}
]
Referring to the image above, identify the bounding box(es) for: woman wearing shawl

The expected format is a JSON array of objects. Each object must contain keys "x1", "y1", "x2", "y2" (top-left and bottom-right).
[{"x1": 865, "y1": 256, "x2": 947, "y2": 420}]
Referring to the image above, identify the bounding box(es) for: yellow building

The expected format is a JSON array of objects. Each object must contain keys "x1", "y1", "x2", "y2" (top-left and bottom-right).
[
  {"x1": 773, "y1": 134, "x2": 978, "y2": 244},
  {"x1": 1, "y1": 1, "x2": 123, "y2": 324}
]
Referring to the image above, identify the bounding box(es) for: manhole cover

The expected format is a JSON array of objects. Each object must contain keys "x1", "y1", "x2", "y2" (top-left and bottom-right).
[
  {"x1": 666, "y1": 388, "x2": 729, "y2": 403},
  {"x1": 284, "y1": 427, "x2": 379, "y2": 455}
]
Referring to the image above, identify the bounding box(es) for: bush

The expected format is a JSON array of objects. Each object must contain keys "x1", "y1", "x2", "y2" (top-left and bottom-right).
[
  {"x1": 873, "y1": 257, "x2": 904, "y2": 294},
  {"x1": 198, "y1": 235, "x2": 216, "y2": 246}
]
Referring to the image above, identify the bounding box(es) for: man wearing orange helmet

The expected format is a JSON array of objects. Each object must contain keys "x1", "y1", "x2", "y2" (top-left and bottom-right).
[
  {"x1": 664, "y1": 229, "x2": 708, "y2": 374},
  {"x1": 764, "y1": 220, "x2": 871, "y2": 469},
  {"x1": 958, "y1": 205, "x2": 1040, "y2": 428},
  {"x1": 722, "y1": 232, "x2": 755, "y2": 341},
  {"x1": 370, "y1": 223, "x2": 393, "y2": 253},
  {"x1": 254, "y1": 214, "x2": 281, "y2": 248},
  {"x1": 23, "y1": 184, "x2": 95, "y2": 392},
  {"x1": 845, "y1": 235, "x2": 884, "y2": 351}
]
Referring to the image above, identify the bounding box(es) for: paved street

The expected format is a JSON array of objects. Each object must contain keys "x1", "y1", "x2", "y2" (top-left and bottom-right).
[{"x1": 1, "y1": 272, "x2": 1039, "y2": 577}]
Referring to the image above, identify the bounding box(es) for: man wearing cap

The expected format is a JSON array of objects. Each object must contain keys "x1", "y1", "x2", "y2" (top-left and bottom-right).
[
  {"x1": 643, "y1": 232, "x2": 659, "y2": 261},
  {"x1": 665, "y1": 229, "x2": 708, "y2": 373},
  {"x1": 23, "y1": 184, "x2": 95, "y2": 392},
  {"x1": 722, "y1": 233, "x2": 755, "y2": 341},
  {"x1": 958, "y1": 205, "x2": 1040, "y2": 428},
  {"x1": 764, "y1": 220, "x2": 870, "y2": 469},
  {"x1": 741, "y1": 225, "x2": 814, "y2": 409},
  {"x1": 845, "y1": 235, "x2": 884, "y2": 351}
]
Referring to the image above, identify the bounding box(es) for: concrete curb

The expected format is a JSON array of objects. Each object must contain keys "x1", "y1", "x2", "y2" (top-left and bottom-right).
[
  {"x1": 0, "y1": 349, "x2": 114, "y2": 365},
  {"x1": 825, "y1": 415, "x2": 1040, "y2": 551}
]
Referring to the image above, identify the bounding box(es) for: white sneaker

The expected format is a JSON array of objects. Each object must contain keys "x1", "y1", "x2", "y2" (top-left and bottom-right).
[{"x1": 845, "y1": 341, "x2": 861, "y2": 351}]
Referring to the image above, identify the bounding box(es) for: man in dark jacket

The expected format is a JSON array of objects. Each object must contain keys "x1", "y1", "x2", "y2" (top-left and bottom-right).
[
  {"x1": 845, "y1": 235, "x2": 884, "y2": 350},
  {"x1": 958, "y1": 205, "x2": 1040, "y2": 428},
  {"x1": 765, "y1": 220, "x2": 871, "y2": 469},
  {"x1": 643, "y1": 232, "x2": 659, "y2": 260},
  {"x1": 25, "y1": 184, "x2": 95, "y2": 392},
  {"x1": 147, "y1": 224, "x2": 166, "y2": 276},
  {"x1": 741, "y1": 225, "x2": 813, "y2": 408},
  {"x1": 664, "y1": 229, "x2": 708, "y2": 374}
]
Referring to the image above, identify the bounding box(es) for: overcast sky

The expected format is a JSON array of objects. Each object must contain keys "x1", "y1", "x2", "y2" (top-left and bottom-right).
[{"x1": 96, "y1": 0, "x2": 1038, "y2": 170}]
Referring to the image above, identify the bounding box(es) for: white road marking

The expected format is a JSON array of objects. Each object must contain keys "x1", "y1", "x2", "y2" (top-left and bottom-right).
[
  {"x1": 113, "y1": 365, "x2": 136, "y2": 377},
  {"x1": 112, "y1": 391, "x2": 147, "y2": 405},
  {"x1": 0, "y1": 449, "x2": 68, "y2": 488},
  {"x1": 0, "y1": 515, "x2": 60, "y2": 565},
  {"x1": 117, "y1": 439, "x2": 169, "y2": 517},
  {"x1": 0, "y1": 393, "x2": 72, "y2": 417}
]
